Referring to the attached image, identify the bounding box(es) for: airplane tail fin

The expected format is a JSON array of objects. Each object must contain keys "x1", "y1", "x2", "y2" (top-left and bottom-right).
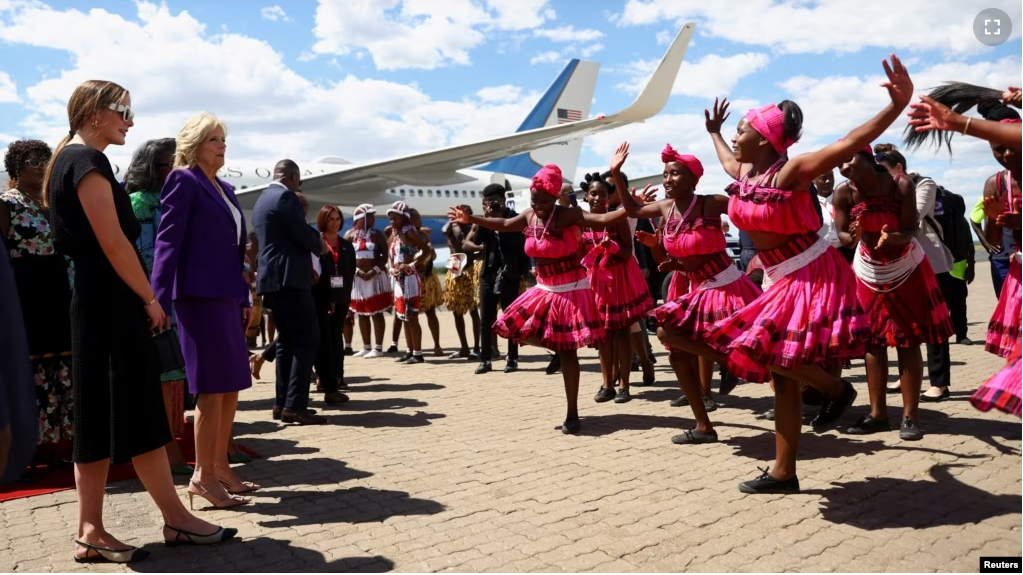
[{"x1": 478, "y1": 59, "x2": 599, "y2": 181}]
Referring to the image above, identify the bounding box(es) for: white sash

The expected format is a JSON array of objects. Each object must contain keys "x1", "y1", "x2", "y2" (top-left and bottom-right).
[
  {"x1": 535, "y1": 278, "x2": 591, "y2": 293},
  {"x1": 689, "y1": 263, "x2": 743, "y2": 291},
  {"x1": 852, "y1": 239, "x2": 924, "y2": 294},
  {"x1": 761, "y1": 236, "x2": 829, "y2": 290}
]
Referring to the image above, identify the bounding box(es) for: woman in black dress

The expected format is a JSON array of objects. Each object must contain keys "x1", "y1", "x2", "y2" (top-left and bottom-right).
[{"x1": 45, "y1": 80, "x2": 235, "y2": 563}]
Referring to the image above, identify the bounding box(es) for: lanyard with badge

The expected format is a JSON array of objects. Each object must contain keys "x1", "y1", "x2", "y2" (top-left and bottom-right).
[{"x1": 323, "y1": 234, "x2": 344, "y2": 289}]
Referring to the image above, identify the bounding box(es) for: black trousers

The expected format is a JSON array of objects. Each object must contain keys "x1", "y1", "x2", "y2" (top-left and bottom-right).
[
  {"x1": 263, "y1": 288, "x2": 319, "y2": 411},
  {"x1": 479, "y1": 274, "x2": 519, "y2": 362},
  {"x1": 938, "y1": 272, "x2": 968, "y2": 340},
  {"x1": 925, "y1": 272, "x2": 954, "y2": 389},
  {"x1": 314, "y1": 296, "x2": 349, "y2": 394}
]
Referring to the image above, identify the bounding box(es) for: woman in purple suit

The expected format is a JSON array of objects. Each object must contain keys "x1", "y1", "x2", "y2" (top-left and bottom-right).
[{"x1": 151, "y1": 112, "x2": 255, "y2": 510}]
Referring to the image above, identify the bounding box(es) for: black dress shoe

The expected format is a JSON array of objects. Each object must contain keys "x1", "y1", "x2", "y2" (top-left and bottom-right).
[
  {"x1": 504, "y1": 359, "x2": 518, "y2": 373},
  {"x1": 324, "y1": 392, "x2": 349, "y2": 405},
  {"x1": 281, "y1": 409, "x2": 326, "y2": 425},
  {"x1": 475, "y1": 361, "x2": 492, "y2": 374}
]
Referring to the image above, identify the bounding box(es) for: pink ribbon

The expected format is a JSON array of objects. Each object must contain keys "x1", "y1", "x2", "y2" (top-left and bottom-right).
[{"x1": 581, "y1": 238, "x2": 620, "y2": 293}]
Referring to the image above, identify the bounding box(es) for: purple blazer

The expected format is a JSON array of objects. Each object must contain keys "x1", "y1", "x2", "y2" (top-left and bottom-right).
[{"x1": 151, "y1": 166, "x2": 249, "y2": 312}]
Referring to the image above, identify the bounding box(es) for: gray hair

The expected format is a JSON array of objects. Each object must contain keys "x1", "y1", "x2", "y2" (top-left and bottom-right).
[{"x1": 125, "y1": 138, "x2": 176, "y2": 193}]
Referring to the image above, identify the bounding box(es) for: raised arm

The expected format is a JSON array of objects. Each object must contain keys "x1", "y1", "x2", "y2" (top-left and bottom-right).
[
  {"x1": 571, "y1": 206, "x2": 629, "y2": 229},
  {"x1": 609, "y1": 142, "x2": 669, "y2": 219},
  {"x1": 704, "y1": 194, "x2": 730, "y2": 218},
  {"x1": 447, "y1": 206, "x2": 528, "y2": 233},
  {"x1": 704, "y1": 97, "x2": 741, "y2": 179},
  {"x1": 780, "y1": 54, "x2": 914, "y2": 189},
  {"x1": 908, "y1": 95, "x2": 1023, "y2": 149},
  {"x1": 832, "y1": 182, "x2": 856, "y2": 249}
]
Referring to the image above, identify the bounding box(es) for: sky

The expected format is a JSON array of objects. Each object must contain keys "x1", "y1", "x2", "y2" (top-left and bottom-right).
[{"x1": 0, "y1": 0, "x2": 1021, "y2": 211}]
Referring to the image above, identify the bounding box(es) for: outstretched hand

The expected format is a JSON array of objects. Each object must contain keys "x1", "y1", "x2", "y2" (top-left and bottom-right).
[
  {"x1": 982, "y1": 194, "x2": 1006, "y2": 219},
  {"x1": 848, "y1": 216, "x2": 862, "y2": 245},
  {"x1": 633, "y1": 184, "x2": 658, "y2": 204},
  {"x1": 447, "y1": 206, "x2": 470, "y2": 224},
  {"x1": 704, "y1": 97, "x2": 731, "y2": 133},
  {"x1": 1003, "y1": 86, "x2": 1022, "y2": 108},
  {"x1": 907, "y1": 95, "x2": 958, "y2": 133},
  {"x1": 635, "y1": 229, "x2": 660, "y2": 249},
  {"x1": 610, "y1": 142, "x2": 629, "y2": 173},
  {"x1": 876, "y1": 224, "x2": 892, "y2": 249},
  {"x1": 880, "y1": 54, "x2": 913, "y2": 109},
  {"x1": 995, "y1": 212, "x2": 1022, "y2": 230}
]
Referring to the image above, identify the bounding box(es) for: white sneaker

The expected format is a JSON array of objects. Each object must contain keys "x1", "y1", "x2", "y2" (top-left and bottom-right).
[
  {"x1": 353, "y1": 349, "x2": 369, "y2": 357},
  {"x1": 364, "y1": 349, "x2": 384, "y2": 358}
]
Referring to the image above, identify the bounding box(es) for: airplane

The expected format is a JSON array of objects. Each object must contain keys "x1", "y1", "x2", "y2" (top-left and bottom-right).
[{"x1": 1, "y1": 23, "x2": 695, "y2": 245}]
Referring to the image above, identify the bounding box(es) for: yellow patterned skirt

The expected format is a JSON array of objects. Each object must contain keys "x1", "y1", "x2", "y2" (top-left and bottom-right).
[
  {"x1": 444, "y1": 268, "x2": 477, "y2": 315},
  {"x1": 421, "y1": 271, "x2": 445, "y2": 311}
]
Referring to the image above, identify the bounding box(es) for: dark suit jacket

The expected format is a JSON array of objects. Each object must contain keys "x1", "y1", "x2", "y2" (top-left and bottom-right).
[
  {"x1": 0, "y1": 248, "x2": 36, "y2": 482},
  {"x1": 252, "y1": 182, "x2": 322, "y2": 294},
  {"x1": 152, "y1": 166, "x2": 249, "y2": 312},
  {"x1": 313, "y1": 236, "x2": 356, "y2": 309},
  {"x1": 476, "y1": 208, "x2": 528, "y2": 281}
]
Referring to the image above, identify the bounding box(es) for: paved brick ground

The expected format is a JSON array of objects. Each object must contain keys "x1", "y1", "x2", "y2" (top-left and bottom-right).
[{"x1": 1, "y1": 261, "x2": 1019, "y2": 573}]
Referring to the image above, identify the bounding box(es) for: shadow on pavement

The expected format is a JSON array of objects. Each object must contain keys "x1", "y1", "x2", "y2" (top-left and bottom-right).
[
  {"x1": 249, "y1": 486, "x2": 445, "y2": 529},
  {"x1": 804, "y1": 464, "x2": 1019, "y2": 529}
]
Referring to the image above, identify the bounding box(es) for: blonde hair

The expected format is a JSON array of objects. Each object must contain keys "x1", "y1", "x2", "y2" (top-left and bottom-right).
[
  {"x1": 174, "y1": 112, "x2": 228, "y2": 168},
  {"x1": 42, "y1": 80, "x2": 130, "y2": 207}
]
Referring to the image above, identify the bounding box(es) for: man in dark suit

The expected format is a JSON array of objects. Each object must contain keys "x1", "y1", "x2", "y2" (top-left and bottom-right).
[
  {"x1": 253, "y1": 160, "x2": 325, "y2": 425},
  {"x1": 465, "y1": 184, "x2": 528, "y2": 374},
  {"x1": 0, "y1": 248, "x2": 36, "y2": 482}
]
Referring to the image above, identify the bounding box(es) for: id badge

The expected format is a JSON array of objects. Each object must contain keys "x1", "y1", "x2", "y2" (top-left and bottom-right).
[{"x1": 330, "y1": 276, "x2": 344, "y2": 288}]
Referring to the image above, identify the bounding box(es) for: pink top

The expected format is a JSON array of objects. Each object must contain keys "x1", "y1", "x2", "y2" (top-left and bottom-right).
[
  {"x1": 727, "y1": 159, "x2": 820, "y2": 235},
  {"x1": 849, "y1": 174, "x2": 907, "y2": 234},
  {"x1": 524, "y1": 208, "x2": 581, "y2": 260},
  {"x1": 663, "y1": 196, "x2": 726, "y2": 257}
]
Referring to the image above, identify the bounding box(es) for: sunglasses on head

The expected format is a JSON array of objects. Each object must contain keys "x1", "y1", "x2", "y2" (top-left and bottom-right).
[{"x1": 108, "y1": 102, "x2": 134, "y2": 123}]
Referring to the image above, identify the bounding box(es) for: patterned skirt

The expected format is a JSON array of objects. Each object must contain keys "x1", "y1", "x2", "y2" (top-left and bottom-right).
[
  {"x1": 651, "y1": 252, "x2": 762, "y2": 348},
  {"x1": 351, "y1": 271, "x2": 393, "y2": 316},
  {"x1": 393, "y1": 272, "x2": 422, "y2": 321},
  {"x1": 444, "y1": 269, "x2": 477, "y2": 315},
  {"x1": 854, "y1": 245, "x2": 954, "y2": 348},
  {"x1": 592, "y1": 257, "x2": 653, "y2": 332},
  {"x1": 971, "y1": 336, "x2": 1021, "y2": 417},
  {"x1": 705, "y1": 233, "x2": 869, "y2": 383},
  {"x1": 33, "y1": 354, "x2": 73, "y2": 445},
  {"x1": 421, "y1": 272, "x2": 444, "y2": 311},
  {"x1": 494, "y1": 261, "x2": 605, "y2": 350},
  {"x1": 986, "y1": 255, "x2": 1021, "y2": 358}
]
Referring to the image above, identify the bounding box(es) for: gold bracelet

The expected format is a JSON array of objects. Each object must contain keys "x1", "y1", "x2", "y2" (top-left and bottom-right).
[
  {"x1": 144, "y1": 296, "x2": 157, "y2": 307},
  {"x1": 962, "y1": 117, "x2": 972, "y2": 135}
]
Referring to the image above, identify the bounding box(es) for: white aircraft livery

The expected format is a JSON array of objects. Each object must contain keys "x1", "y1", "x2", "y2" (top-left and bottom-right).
[{"x1": 2, "y1": 23, "x2": 695, "y2": 236}]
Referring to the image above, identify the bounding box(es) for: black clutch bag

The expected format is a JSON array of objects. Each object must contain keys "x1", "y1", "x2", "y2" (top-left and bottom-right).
[{"x1": 152, "y1": 328, "x2": 186, "y2": 374}]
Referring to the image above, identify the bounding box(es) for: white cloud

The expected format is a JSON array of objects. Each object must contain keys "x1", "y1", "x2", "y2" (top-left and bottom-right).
[
  {"x1": 260, "y1": 5, "x2": 290, "y2": 22},
  {"x1": 655, "y1": 29, "x2": 670, "y2": 45},
  {"x1": 476, "y1": 85, "x2": 523, "y2": 103},
  {"x1": 0, "y1": 0, "x2": 544, "y2": 163},
  {"x1": 615, "y1": 52, "x2": 770, "y2": 98},
  {"x1": 533, "y1": 26, "x2": 604, "y2": 42},
  {"x1": 580, "y1": 43, "x2": 603, "y2": 58},
  {"x1": 297, "y1": 51, "x2": 316, "y2": 62},
  {"x1": 615, "y1": 0, "x2": 1022, "y2": 55},
  {"x1": 310, "y1": 0, "x2": 554, "y2": 70},
  {"x1": 0, "y1": 72, "x2": 18, "y2": 103},
  {"x1": 529, "y1": 51, "x2": 562, "y2": 65}
]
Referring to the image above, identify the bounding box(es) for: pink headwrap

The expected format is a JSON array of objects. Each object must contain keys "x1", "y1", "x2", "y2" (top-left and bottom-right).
[
  {"x1": 531, "y1": 164, "x2": 563, "y2": 196},
  {"x1": 661, "y1": 143, "x2": 704, "y2": 185},
  {"x1": 745, "y1": 104, "x2": 796, "y2": 154}
]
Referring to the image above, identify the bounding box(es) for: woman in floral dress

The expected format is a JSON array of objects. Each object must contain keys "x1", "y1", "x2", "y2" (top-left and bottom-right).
[
  {"x1": 125, "y1": 138, "x2": 192, "y2": 475},
  {"x1": 1, "y1": 139, "x2": 74, "y2": 463}
]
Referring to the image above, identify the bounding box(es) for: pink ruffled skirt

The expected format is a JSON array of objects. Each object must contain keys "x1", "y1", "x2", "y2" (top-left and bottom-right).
[
  {"x1": 705, "y1": 233, "x2": 868, "y2": 383},
  {"x1": 493, "y1": 262, "x2": 605, "y2": 351},
  {"x1": 985, "y1": 255, "x2": 1021, "y2": 358},
  {"x1": 591, "y1": 257, "x2": 653, "y2": 332},
  {"x1": 971, "y1": 337, "x2": 1021, "y2": 417}
]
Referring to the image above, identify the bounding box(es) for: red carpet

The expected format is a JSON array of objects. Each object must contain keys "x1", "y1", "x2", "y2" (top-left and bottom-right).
[{"x1": 0, "y1": 421, "x2": 260, "y2": 503}]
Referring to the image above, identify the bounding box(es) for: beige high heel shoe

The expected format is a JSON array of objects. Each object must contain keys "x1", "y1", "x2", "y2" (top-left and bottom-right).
[
  {"x1": 219, "y1": 477, "x2": 261, "y2": 494},
  {"x1": 187, "y1": 479, "x2": 249, "y2": 510}
]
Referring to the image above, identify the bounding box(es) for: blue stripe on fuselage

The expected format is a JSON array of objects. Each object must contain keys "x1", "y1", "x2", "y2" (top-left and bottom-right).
[{"x1": 476, "y1": 59, "x2": 579, "y2": 180}]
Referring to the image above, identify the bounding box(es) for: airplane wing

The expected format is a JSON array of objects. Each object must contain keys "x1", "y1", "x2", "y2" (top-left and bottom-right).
[{"x1": 235, "y1": 23, "x2": 696, "y2": 211}]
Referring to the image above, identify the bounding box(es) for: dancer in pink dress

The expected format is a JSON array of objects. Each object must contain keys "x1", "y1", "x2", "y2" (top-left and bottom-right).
[
  {"x1": 447, "y1": 164, "x2": 628, "y2": 434},
  {"x1": 833, "y1": 146, "x2": 953, "y2": 440},
  {"x1": 615, "y1": 144, "x2": 762, "y2": 445},
  {"x1": 699, "y1": 54, "x2": 914, "y2": 493},
  {"x1": 579, "y1": 174, "x2": 653, "y2": 404}
]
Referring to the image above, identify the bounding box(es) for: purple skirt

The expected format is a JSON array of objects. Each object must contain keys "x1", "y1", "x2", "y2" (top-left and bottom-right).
[{"x1": 175, "y1": 297, "x2": 252, "y2": 395}]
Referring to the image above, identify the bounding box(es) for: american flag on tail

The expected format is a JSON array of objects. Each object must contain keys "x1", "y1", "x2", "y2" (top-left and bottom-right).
[{"x1": 557, "y1": 108, "x2": 582, "y2": 124}]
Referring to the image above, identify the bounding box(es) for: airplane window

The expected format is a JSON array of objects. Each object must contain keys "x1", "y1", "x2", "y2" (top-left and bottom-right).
[
  {"x1": 428, "y1": 190, "x2": 433, "y2": 197},
  {"x1": 444, "y1": 190, "x2": 450, "y2": 197},
  {"x1": 400, "y1": 190, "x2": 405, "y2": 196},
  {"x1": 471, "y1": 191, "x2": 476, "y2": 198},
  {"x1": 462, "y1": 190, "x2": 467, "y2": 197},
  {"x1": 418, "y1": 189, "x2": 423, "y2": 197}
]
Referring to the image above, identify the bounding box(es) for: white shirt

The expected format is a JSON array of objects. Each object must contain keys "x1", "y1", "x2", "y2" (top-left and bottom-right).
[
  {"x1": 911, "y1": 175, "x2": 954, "y2": 274},
  {"x1": 817, "y1": 196, "x2": 841, "y2": 248}
]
